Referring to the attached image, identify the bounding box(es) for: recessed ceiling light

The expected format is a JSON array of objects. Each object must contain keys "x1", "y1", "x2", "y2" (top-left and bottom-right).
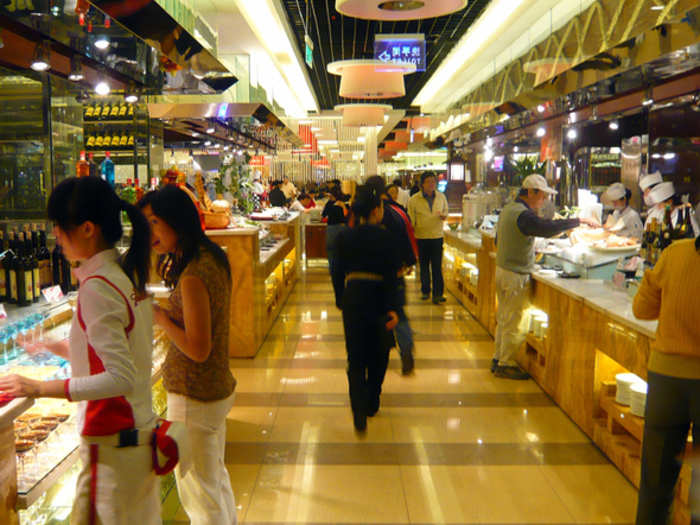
[
  {"x1": 206, "y1": 127, "x2": 215, "y2": 133},
  {"x1": 650, "y1": 5, "x2": 664, "y2": 10},
  {"x1": 204, "y1": 141, "x2": 212, "y2": 146},
  {"x1": 609, "y1": 120, "x2": 619, "y2": 130},
  {"x1": 567, "y1": 129, "x2": 577, "y2": 140},
  {"x1": 125, "y1": 93, "x2": 138, "y2": 103},
  {"x1": 94, "y1": 36, "x2": 110, "y2": 50},
  {"x1": 513, "y1": 146, "x2": 519, "y2": 152},
  {"x1": 537, "y1": 104, "x2": 545, "y2": 113},
  {"x1": 30, "y1": 41, "x2": 50, "y2": 72},
  {"x1": 95, "y1": 80, "x2": 110, "y2": 96},
  {"x1": 536, "y1": 127, "x2": 546, "y2": 137},
  {"x1": 642, "y1": 98, "x2": 654, "y2": 106}
]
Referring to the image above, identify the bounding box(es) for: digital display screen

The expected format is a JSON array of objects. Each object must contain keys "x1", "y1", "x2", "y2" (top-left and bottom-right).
[
  {"x1": 374, "y1": 34, "x2": 426, "y2": 71},
  {"x1": 437, "y1": 180, "x2": 448, "y2": 193}
]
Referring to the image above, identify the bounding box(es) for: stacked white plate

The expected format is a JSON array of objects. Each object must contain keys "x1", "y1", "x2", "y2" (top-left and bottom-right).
[
  {"x1": 630, "y1": 382, "x2": 648, "y2": 417},
  {"x1": 615, "y1": 373, "x2": 643, "y2": 406}
]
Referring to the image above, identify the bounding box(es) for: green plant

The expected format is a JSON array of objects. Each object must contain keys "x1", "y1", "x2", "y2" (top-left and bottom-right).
[
  {"x1": 219, "y1": 152, "x2": 255, "y2": 214},
  {"x1": 508, "y1": 156, "x2": 546, "y2": 186}
]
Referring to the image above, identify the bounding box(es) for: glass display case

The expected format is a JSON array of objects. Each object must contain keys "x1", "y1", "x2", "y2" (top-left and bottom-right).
[{"x1": 0, "y1": 298, "x2": 170, "y2": 523}]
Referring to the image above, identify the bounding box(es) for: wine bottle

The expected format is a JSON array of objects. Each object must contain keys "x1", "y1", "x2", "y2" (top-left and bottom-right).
[
  {"x1": 61, "y1": 250, "x2": 73, "y2": 294},
  {"x1": 38, "y1": 225, "x2": 52, "y2": 289},
  {"x1": 88, "y1": 152, "x2": 99, "y2": 177},
  {"x1": 52, "y1": 242, "x2": 63, "y2": 288},
  {"x1": 661, "y1": 205, "x2": 673, "y2": 251},
  {"x1": 639, "y1": 223, "x2": 649, "y2": 261},
  {"x1": 6, "y1": 231, "x2": 17, "y2": 304},
  {"x1": 76, "y1": 150, "x2": 90, "y2": 177},
  {"x1": 0, "y1": 231, "x2": 6, "y2": 301},
  {"x1": 16, "y1": 232, "x2": 30, "y2": 307},
  {"x1": 24, "y1": 226, "x2": 39, "y2": 302}
]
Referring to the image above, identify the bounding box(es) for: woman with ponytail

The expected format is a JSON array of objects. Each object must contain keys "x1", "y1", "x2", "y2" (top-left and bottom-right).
[
  {"x1": 138, "y1": 185, "x2": 237, "y2": 525},
  {"x1": 0, "y1": 176, "x2": 161, "y2": 524},
  {"x1": 331, "y1": 184, "x2": 401, "y2": 434}
]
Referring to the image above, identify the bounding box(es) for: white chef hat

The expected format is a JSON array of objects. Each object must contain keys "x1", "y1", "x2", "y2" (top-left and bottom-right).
[
  {"x1": 639, "y1": 171, "x2": 662, "y2": 190},
  {"x1": 648, "y1": 181, "x2": 675, "y2": 205},
  {"x1": 603, "y1": 182, "x2": 627, "y2": 201}
]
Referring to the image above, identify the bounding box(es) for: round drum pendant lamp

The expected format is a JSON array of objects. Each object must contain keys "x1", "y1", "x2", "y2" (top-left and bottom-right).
[
  {"x1": 336, "y1": 0, "x2": 468, "y2": 20},
  {"x1": 327, "y1": 59, "x2": 416, "y2": 99},
  {"x1": 335, "y1": 104, "x2": 392, "y2": 127}
]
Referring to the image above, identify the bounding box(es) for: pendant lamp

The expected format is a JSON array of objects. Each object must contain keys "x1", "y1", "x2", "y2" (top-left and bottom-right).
[
  {"x1": 328, "y1": 59, "x2": 416, "y2": 99},
  {"x1": 335, "y1": 104, "x2": 392, "y2": 127},
  {"x1": 336, "y1": 0, "x2": 468, "y2": 21}
]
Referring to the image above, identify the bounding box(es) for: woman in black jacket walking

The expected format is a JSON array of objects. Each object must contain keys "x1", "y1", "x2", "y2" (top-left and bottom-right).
[{"x1": 331, "y1": 185, "x2": 401, "y2": 433}]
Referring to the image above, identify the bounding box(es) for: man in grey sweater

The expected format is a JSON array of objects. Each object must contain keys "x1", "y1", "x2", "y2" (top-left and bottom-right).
[{"x1": 493, "y1": 175, "x2": 597, "y2": 379}]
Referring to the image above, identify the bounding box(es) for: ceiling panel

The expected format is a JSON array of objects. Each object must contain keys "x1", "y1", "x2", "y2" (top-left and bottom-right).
[{"x1": 281, "y1": 0, "x2": 492, "y2": 111}]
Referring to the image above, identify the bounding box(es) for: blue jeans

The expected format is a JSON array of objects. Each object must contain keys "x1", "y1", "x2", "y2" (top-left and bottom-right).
[{"x1": 394, "y1": 310, "x2": 413, "y2": 359}]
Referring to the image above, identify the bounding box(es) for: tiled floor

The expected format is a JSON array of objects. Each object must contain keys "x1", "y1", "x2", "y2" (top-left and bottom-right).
[{"x1": 164, "y1": 268, "x2": 638, "y2": 524}]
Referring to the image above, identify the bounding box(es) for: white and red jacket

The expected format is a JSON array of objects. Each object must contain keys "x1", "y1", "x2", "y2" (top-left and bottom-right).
[{"x1": 65, "y1": 249, "x2": 156, "y2": 436}]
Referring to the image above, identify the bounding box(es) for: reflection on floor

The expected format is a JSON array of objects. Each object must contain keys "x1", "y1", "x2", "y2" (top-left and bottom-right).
[{"x1": 164, "y1": 268, "x2": 638, "y2": 524}]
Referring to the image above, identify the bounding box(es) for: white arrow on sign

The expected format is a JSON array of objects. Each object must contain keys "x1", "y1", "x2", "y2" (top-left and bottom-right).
[{"x1": 378, "y1": 50, "x2": 391, "y2": 62}]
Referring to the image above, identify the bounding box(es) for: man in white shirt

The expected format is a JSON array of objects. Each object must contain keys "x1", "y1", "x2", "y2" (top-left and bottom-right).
[
  {"x1": 407, "y1": 172, "x2": 449, "y2": 304},
  {"x1": 281, "y1": 176, "x2": 297, "y2": 201}
]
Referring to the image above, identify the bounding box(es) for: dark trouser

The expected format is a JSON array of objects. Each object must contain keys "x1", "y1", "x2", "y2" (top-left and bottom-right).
[
  {"x1": 417, "y1": 238, "x2": 444, "y2": 298},
  {"x1": 394, "y1": 278, "x2": 413, "y2": 360},
  {"x1": 326, "y1": 224, "x2": 347, "y2": 303},
  {"x1": 636, "y1": 371, "x2": 700, "y2": 525},
  {"x1": 341, "y1": 281, "x2": 394, "y2": 418}
]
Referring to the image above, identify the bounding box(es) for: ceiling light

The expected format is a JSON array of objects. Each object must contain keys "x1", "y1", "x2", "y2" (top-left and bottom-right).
[
  {"x1": 513, "y1": 146, "x2": 519, "y2": 152},
  {"x1": 642, "y1": 98, "x2": 654, "y2": 106},
  {"x1": 650, "y1": 5, "x2": 665, "y2": 10},
  {"x1": 207, "y1": 127, "x2": 215, "y2": 133},
  {"x1": 663, "y1": 152, "x2": 676, "y2": 159},
  {"x1": 68, "y1": 56, "x2": 83, "y2": 81},
  {"x1": 567, "y1": 129, "x2": 577, "y2": 140},
  {"x1": 651, "y1": 153, "x2": 661, "y2": 159},
  {"x1": 328, "y1": 59, "x2": 416, "y2": 99},
  {"x1": 204, "y1": 141, "x2": 212, "y2": 146},
  {"x1": 486, "y1": 137, "x2": 493, "y2": 147},
  {"x1": 125, "y1": 93, "x2": 138, "y2": 103},
  {"x1": 336, "y1": 0, "x2": 467, "y2": 21},
  {"x1": 30, "y1": 41, "x2": 50, "y2": 72},
  {"x1": 94, "y1": 36, "x2": 110, "y2": 50},
  {"x1": 94, "y1": 80, "x2": 110, "y2": 96},
  {"x1": 537, "y1": 104, "x2": 545, "y2": 113},
  {"x1": 191, "y1": 132, "x2": 200, "y2": 137},
  {"x1": 609, "y1": 120, "x2": 619, "y2": 130},
  {"x1": 536, "y1": 127, "x2": 546, "y2": 138}
]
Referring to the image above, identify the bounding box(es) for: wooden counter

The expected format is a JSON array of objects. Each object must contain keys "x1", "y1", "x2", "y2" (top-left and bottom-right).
[
  {"x1": 207, "y1": 214, "x2": 300, "y2": 357},
  {"x1": 443, "y1": 230, "x2": 691, "y2": 525},
  {"x1": 305, "y1": 223, "x2": 327, "y2": 260}
]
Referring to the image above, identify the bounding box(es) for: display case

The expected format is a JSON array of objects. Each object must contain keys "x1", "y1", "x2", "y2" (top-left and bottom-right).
[
  {"x1": 206, "y1": 213, "x2": 300, "y2": 357},
  {"x1": 0, "y1": 298, "x2": 170, "y2": 524},
  {"x1": 82, "y1": 98, "x2": 160, "y2": 184}
]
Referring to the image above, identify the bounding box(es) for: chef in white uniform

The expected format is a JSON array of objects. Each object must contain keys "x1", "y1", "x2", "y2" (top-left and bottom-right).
[
  {"x1": 603, "y1": 182, "x2": 643, "y2": 240},
  {"x1": 639, "y1": 171, "x2": 664, "y2": 229},
  {"x1": 645, "y1": 181, "x2": 700, "y2": 237}
]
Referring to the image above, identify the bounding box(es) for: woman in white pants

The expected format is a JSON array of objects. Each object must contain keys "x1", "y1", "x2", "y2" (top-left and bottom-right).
[
  {"x1": 0, "y1": 177, "x2": 160, "y2": 525},
  {"x1": 140, "y1": 185, "x2": 237, "y2": 525}
]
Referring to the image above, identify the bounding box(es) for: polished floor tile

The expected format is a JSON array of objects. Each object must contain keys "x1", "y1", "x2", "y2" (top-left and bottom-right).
[
  {"x1": 401, "y1": 465, "x2": 575, "y2": 523},
  {"x1": 165, "y1": 267, "x2": 639, "y2": 525},
  {"x1": 245, "y1": 465, "x2": 408, "y2": 523}
]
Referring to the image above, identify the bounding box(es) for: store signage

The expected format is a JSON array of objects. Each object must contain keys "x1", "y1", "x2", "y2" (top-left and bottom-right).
[{"x1": 374, "y1": 34, "x2": 425, "y2": 71}]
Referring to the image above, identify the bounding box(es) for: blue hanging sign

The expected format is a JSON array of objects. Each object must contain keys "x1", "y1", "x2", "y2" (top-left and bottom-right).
[{"x1": 374, "y1": 34, "x2": 426, "y2": 72}]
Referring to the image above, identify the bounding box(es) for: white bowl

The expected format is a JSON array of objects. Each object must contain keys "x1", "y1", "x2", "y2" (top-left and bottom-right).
[{"x1": 615, "y1": 373, "x2": 643, "y2": 406}]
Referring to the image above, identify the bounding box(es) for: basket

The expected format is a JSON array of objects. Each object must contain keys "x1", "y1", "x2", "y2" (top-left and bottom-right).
[{"x1": 203, "y1": 211, "x2": 230, "y2": 229}]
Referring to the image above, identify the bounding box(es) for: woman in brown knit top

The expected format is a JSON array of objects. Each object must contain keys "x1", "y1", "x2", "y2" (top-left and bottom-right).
[{"x1": 139, "y1": 186, "x2": 237, "y2": 525}]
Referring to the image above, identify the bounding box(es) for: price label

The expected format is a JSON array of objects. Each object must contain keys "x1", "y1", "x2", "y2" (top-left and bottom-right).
[{"x1": 42, "y1": 285, "x2": 65, "y2": 304}]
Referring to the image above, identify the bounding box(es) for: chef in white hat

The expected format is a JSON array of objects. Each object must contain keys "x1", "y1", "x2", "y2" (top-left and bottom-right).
[
  {"x1": 644, "y1": 182, "x2": 700, "y2": 237},
  {"x1": 639, "y1": 171, "x2": 665, "y2": 229},
  {"x1": 603, "y1": 182, "x2": 643, "y2": 240}
]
